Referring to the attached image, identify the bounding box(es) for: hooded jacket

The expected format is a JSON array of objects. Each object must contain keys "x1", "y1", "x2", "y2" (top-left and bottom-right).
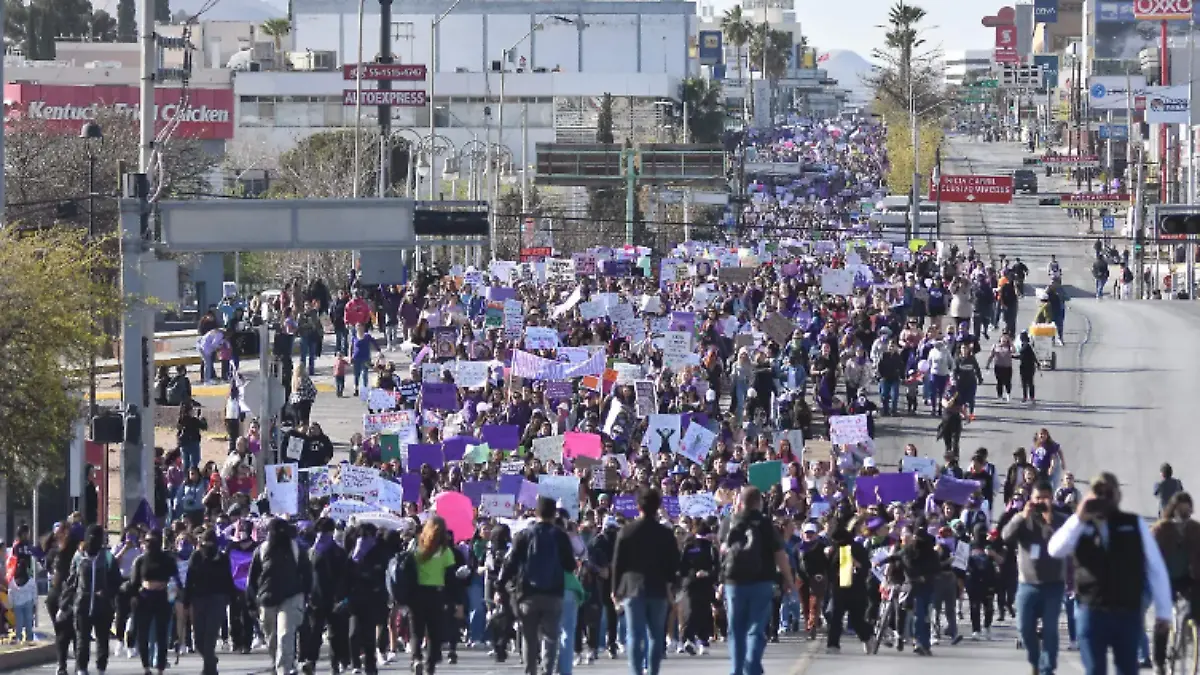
[
  {"x1": 186, "y1": 544, "x2": 236, "y2": 600},
  {"x1": 63, "y1": 547, "x2": 123, "y2": 618}
]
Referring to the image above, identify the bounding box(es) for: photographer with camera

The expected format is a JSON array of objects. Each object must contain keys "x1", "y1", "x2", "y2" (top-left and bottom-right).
[
  {"x1": 1002, "y1": 480, "x2": 1068, "y2": 675},
  {"x1": 1048, "y1": 472, "x2": 1173, "y2": 675}
]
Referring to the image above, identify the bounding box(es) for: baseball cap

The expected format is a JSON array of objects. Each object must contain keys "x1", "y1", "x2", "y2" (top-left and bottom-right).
[
  {"x1": 603, "y1": 516, "x2": 620, "y2": 530},
  {"x1": 802, "y1": 523, "x2": 818, "y2": 534}
]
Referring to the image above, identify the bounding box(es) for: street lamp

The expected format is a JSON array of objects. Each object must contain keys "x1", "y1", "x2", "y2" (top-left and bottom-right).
[
  {"x1": 428, "y1": 0, "x2": 470, "y2": 200},
  {"x1": 79, "y1": 120, "x2": 102, "y2": 424},
  {"x1": 416, "y1": 152, "x2": 431, "y2": 179}
]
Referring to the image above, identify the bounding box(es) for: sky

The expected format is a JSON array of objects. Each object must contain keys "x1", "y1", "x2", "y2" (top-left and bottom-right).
[{"x1": 709, "y1": 0, "x2": 997, "y2": 59}]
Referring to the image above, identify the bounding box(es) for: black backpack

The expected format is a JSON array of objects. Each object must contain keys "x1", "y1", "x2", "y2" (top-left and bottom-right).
[
  {"x1": 386, "y1": 547, "x2": 418, "y2": 607},
  {"x1": 722, "y1": 514, "x2": 765, "y2": 581}
]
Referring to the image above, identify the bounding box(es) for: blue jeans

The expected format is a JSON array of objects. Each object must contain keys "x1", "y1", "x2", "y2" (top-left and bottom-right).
[
  {"x1": 1077, "y1": 606, "x2": 1141, "y2": 675},
  {"x1": 725, "y1": 581, "x2": 774, "y2": 675},
  {"x1": 622, "y1": 596, "x2": 668, "y2": 675},
  {"x1": 910, "y1": 583, "x2": 934, "y2": 650},
  {"x1": 352, "y1": 360, "x2": 370, "y2": 392},
  {"x1": 1016, "y1": 581, "x2": 1065, "y2": 675},
  {"x1": 1095, "y1": 277, "x2": 1106, "y2": 298},
  {"x1": 467, "y1": 577, "x2": 486, "y2": 643},
  {"x1": 879, "y1": 379, "x2": 900, "y2": 413},
  {"x1": 200, "y1": 350, "x2": 215, "y2": 382},
  {"x1": 560, "y1": 591, "x2": 578, "y2": 675},
  {"x1": 1065, "y1": 594, "x2": 1077, "y2": 642},
  {"x1": 334, "y1": 327, "x2": 349, "y2": 355},
  {"x1": 181, "y1": 441, "x2": 201, "y2": 471},
  {"x1": 299, "y1": 336, "x2": 317, "y2": 375},
  {"x1": 13, "y1": 603, "x2": 33, "y2": 641}
]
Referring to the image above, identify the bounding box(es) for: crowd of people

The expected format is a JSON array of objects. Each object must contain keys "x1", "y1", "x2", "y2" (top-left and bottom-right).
[{"x1": 25, "y1": 116, "x2": 1191, "y2": 675}]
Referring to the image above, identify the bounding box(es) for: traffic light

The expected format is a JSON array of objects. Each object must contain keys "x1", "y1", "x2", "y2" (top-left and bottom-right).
[
  {"x1": 1135, "y1": 228, "x2": 1145, "y2": 253},
  {"x1": 1155, "y1": 206, "x2": 1200, "y2": 237}
]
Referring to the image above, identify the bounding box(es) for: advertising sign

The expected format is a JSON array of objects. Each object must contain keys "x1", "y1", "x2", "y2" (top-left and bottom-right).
[
  {"x1": 930, "y1": 175, "x2": 1014, "y2": 204},
  {"x1": 698, "y1": 30, "x2": 723, "y2": 65},
  {"x1": 342, "y1": 63, "x2": 428, "y2": 81},
  {"x1": 1097, "y1": 0, "x2": 1137, "y2": 21},
  {"x1": 1095, "y1": 2, "x2": 1200, "y2": 60},
  {"x1": 342, "y1": 90, "x2": 428, "y2": 106},
  {"x1": 1088, "y1": 75, "x2": 1149, "y2": 110},
  {"x1": 1034, "y1": 0, "x2": 1059, "y2": 22},
  {"x1": 1034, "y1": 54, "x2": 1060, "y2": 89},
  {"x1": 3, "y1": 83, "x2": 234, "y2": 139},
  {"x1": 1145, "y1": 85, "x2": 1190, "y2": 123},
  {"x1": 1133, "y1": 0, "x2": 1193, "y2": 20},
  {"x1": 1099, "y1": 124, "x2": 1130, "y2": 140},
  {"x1": 1059, "y1": 193, "x2": 1132, "y2": 208},
  {"x1": 1041, "y1": 155, "x2": 1102, "y2": 167},
  {"x1": 994, "y1": 25, "x2": 1019, "y2": 63}
]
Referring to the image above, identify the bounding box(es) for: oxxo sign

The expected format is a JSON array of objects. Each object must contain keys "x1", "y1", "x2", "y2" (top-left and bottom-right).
[{"x1": 1133, "y1": 0, "x2": 1193, "y2": 20}]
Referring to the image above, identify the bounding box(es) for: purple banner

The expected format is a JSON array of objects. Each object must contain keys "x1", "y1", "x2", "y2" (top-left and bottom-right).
[
  {"x1": 669, "y1": 311, "x2": 696, "y2": 333},
  {"x1": 487, "y1": 286, "x2": 516, "y2": 301},
  {"x1": 613, "y1": 494, "x2": 639, "y2": 518},
  {"x1": 442, "y1": 436, "x2": 472, "y2": 463},
  {"x1": 230, "y1": 548, "x2": 253, "y2": 592},
  {"x1": 401, "y1": 473, "x2": 423, "y2": 504},
  {"x1": 498, "y1": 473, "x2": 524, "y2": 497},
  {"x1": 546, "y1": 381, "x2": 573, "y2": 405},
  {"x1": 481, "y1": 424, "x2": 520, "y2": 450},
  {"x1": 407, "y1": 444, "x2": 444, "y2": 471},
  {"x1": 854, "y1": 473, "x2": 918, "y2": 506},
  {"x1": 421, "y1": 382, "x2": 458, "y2": 411},
  {"x1": 933, "y1": 476, "x2": 981, "y2": 505},
  {"x1": 517, "y1": 480, "x2": 539, "y2": 509},
  {"x1": 662, "y1": 495, "x2": 680, "y2": 520},
  {"x1": 463, "y1": 480, "x2": 498, "y2": 507}
]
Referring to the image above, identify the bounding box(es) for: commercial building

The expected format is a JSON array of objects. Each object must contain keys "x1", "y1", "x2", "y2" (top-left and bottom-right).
[{"x1": 942, "y1": 50, "x2": 994, "y2": 86}]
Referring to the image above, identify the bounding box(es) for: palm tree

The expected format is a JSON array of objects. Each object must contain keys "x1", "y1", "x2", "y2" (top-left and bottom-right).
[
  {"x1": 749, "y1": 24, "x2": 794, "y2": 82},
  {"x1": 885, "y1": 1, "x2": 927, "y2": 96},
  {"x1": 678, "y1": 78, "x2": 726, "y2": 143},
  {"x1": 721, "y1": 6, "x2": 751, "y2": 83},
  {"x1": 260, "y1": 17, "x2": 291, "y2": 65}
]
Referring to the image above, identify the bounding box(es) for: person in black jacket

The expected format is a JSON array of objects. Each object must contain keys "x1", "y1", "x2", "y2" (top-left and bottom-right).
[
  {"x1": 796, "y1": 522, "x2": 830, "y2": 641},
  {"x1": 302, "y1": 517, "x2": 350, "y2": 675},
  {"x1": 483, "y1": 524, "x2": 515, "y2": 663},
  {"x1": 824, "y1": 527, "x2": 872, "y2": 653},
  {"x1": 130, "y1": 530, "x2": 180, "y2": 674},
  {"x1": 346, "y1": 523, "x2": 390, "y2": 675},
  {"x1": 63, "y1": 525, "x2": 122, "y2": 675},
  {"x1": 186, "y1": 527, "x2": 235, "y2": 675},
  {"x1": 500, "y1": 497, "x2": 577, "y2": 675},
  {"x1": 878, "y1": 340, "x2": 905, "y2": 416},
  {"x1": 610, "y1": 488, "x2": 680, "y2": 675},
  {"x1": 45, "y1": 524, "x2": 79, "y2": 675},
  {"x1": 678, "y1": 520, "x2": 718, "y2": 653},
  {"x1": 588, "y1": 517, "x2": 620, "y2": 659},
  {"x1": 248, "y1": 518, "x2": 313, "y2": 675},
  {"x1": 898, "y1": 520, "x2": 942, "y2": 656}
]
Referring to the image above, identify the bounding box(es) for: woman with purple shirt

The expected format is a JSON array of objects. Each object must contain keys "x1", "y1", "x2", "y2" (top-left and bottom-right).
[{"x1": 1029, "y1": 428, "x2": 1065, "y2": 486}]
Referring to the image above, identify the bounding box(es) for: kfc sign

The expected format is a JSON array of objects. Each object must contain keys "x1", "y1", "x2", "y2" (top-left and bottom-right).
[
  {"x1": 3, "y1": 83, "x2": 234, "y2": 139},
  {"x1": 1133, "y1": 0, "x2": 1193, "y2": 20}
]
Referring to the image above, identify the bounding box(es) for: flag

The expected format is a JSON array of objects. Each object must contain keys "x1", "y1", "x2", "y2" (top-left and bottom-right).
[
  {"x1": 817, "y1": 52, "x2": 830, "y2": 63},
  {"x1": 511, "y1": 349, "x2": 557, "y2": 380},
  {"x1": 132, "y1": 498, "x2": 159, "y2": 532},
  {"x1": 562, "y1": 348, "x2": 606, "y2": 379}
]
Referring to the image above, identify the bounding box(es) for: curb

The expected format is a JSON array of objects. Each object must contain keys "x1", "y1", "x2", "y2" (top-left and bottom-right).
[{"x1": 0, "y1": 643, "x2": 55, "y2": 672}]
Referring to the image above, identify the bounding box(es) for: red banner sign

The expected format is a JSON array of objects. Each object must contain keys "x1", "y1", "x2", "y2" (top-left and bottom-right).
[
  {"x1": 1133, "y1": 0, "x2": 1193, "y2": 20},
  {"x1": 520, "y1": 247, "x2": 553, "y2": 262},
  {"x1": 341, "y1": 90, "x2": 428, "y2": 107},
  {"x1": 931, "y1": 175, "x2": 1014, "y2": 204},
  {"x1": 3, "y1": 83, "x2": 234, "y2": 139},
  {"x1": 994, "y1": 25, "x2": 1018, "y2": 64},
  {"x1": 342, "y1": 63, "x2": 428, "y2": 81}
]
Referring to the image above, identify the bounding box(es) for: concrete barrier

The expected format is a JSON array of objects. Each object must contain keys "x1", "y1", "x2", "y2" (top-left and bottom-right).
[{"x1": 0, "y1": 643, "x2": 55, "y2": 671}]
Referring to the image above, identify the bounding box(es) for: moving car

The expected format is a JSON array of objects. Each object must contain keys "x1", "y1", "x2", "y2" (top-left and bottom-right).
[{"x1": 1013, "y1": 169, "x2": 1039, "y2": 194}]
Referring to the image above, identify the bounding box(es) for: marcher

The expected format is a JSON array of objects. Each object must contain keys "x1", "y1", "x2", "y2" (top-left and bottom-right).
[
  {"x1": 186, "y1": 527, "x2": 235, "y2": 675},
  {"x1": 502, "y1": 497, "x2": 576, "y2": 675},
  {"x1": 611, "y1": 488, "x2": 680, "y2": 675},
  {"x1": 248, "y1": 518, "x2": 313, "y2": 675}
]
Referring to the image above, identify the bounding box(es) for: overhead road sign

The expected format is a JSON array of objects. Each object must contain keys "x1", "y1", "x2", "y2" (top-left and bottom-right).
[
  {"x1": 930, "y1": 175, "x2": 1014, "y2": 204},
  {"x1": 1059, "y1": 193, "x2": 1133, "y2": 209},
  {"x1": 342, "y1": 90, "x2": 428, "y2": 106},
  {"x1": 1133, "y1": 0, "x2": 1193, "y2": 20},
  {"x1": 343, "y1": 64, "x2": 428, "y2": 81},
  {"x1": 1098, "y1": 124, "x2": 1129, "y2": 140},
  {"x1": 1041, "y1": 154, "x2": 1102, "y2": 168},
  {"x1": 968, "y1": 79, "x2": 999, "y2": 88}
]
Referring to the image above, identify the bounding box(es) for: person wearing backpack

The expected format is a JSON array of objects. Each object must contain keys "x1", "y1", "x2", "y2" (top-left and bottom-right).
[
  {"x1": 500, "y1": 497, "x2": 576, "y2": 675},
  {"x1": 346, "y1": 523, "x2": 392, "y2": 675},
  {"x1": 61, "y1": 525, "x2": 122, "y2": 675},
  {"x1": 719, "y1": 486, "x2": 796, "y2": 675},
  {"x1": 302, "y1": 517, "x2": 351, "y2": 675},
  {"x1": 610, "y1": 488, "x2": 680, "y2": 675},
  {"x1": 248, "y1": 518, "x2": 313, "y2": 675},
  {"x1": 398, "y1": 515, "x2": 457, "y2": 675}
]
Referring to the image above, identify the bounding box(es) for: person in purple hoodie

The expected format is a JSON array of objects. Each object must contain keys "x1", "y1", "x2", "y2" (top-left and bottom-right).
[{"x1": 301, "y1": 517, "x2": 350, "y2": 675}]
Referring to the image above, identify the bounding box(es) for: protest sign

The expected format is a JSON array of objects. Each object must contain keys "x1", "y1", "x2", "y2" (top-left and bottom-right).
[
  {"x1": 407, "y1": 444, "x2": 444, "y2": 471},
  {"x1": 678, "y1": 422, "x2": 716, "y2": 465},
  {"x1": 634, "y1": 380, "x2": 657, "y2": 418},
  {"x1": 532, "y1": 435, "x2": 565, "y2": 463},
  {"x1": 326, "y1": 498, "x2": 375, "y2": 522},
  {"x1": 933, "y1": 476, "x2": 981, "y2": 505},
  {"x1": 612, "y1": 495, "x2": 638, "y2": 518},
  {"x1": 748, "y1": 461, "x2": 783, "y2": 492},
  {"x1": 480, "y1": 494, "x2": 516, "y2": 518},
  {"x1": 421, "y1": 382, "x2": 458, "y2": 411},
  {"x1": 679, "y1": 493, "x2": 718, "y2": 518},
  {"x1": 366, "y1": 388, "x2": 398, "y2": 411},
  {"x1": 524, "y1": 327, "x2": 560, "y2": 350},
  {"x1": 952, "y1": 541, "x2": 970, "y2": 571},
  {"x1": 516, "y1": 480, "x2": 539, "y2": 509},
  {"x1": 821, "y1": 268, "x2": 854, "y2": 295},
  {"x1": 761, "y1": 313, "x2": 796, "y2": 346},
  {"x1": 612, "y1": 362, "x2": 642, "y2": 385},
  {"x1": 481, "y1": 425, "x2": 520, "y2": 450},
  {"x1": 377, "y1": 478, "x2": 404, "y2": 512},
  {"x1": 829, "y1": 414, "x2": 870, "y2": 445},
  {"x1": 265, "y1": 463, "x2": 299, "y2": 515},
  {"x1": 854, "y1": 473, "x2": 918, "y2": 506},
  {"x1": 363, "y1": 410, "x2": 416, "y2": 435},
  {"x1": 503, "y1": 300, "x2": 524, "y2": 340},
  {"x1": 900, "y1": 456, "x2": 938, "y2": 479},
  {"x1": 578, "y1": 300, "x2": 605, "y2": 321},
  {"x1": 661, "y1": 331, "x2": 692, "y2": 370},
  {"x1": 454, "y1": 361, "x2": 489, "y2": 388},
  {"x1": 718, "y1": 267, "x2": 754, "y2": 283},
  {"x1": 306, "y1": 467, "x2": 334, "y2": 499},
  {"x1": 644, "y1": 414, "x2": 681, "y2": 454},
  {"x1": 337, "y1": 466, "x2": 381, "y2": 501},
  {"x1": 537, "y1": 475, "x2": 580, "y2": 520},
  {"x1": 285, "y1": 436, "x2": 304, "y2": 462},
  {"x1": 563, "y1": 432, "x2": 602, "y2": 460}
]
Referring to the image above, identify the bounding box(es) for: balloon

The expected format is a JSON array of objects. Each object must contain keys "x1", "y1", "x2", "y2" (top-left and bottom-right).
[{"x1": 433, "y1": 491, "x2": 473, "y2": 542}]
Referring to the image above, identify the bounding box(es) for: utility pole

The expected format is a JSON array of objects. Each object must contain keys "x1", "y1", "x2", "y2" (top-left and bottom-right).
[
  {"x1": 621, "y1": 144, "x2": 639, "y2": 246},
  {"x1": 909, "y1": 73, "x2": 920, "y2": 242},
  {"x1": 1187, "y1": 18, "x2": 1196, "y2": 301},
  {"x1": 682, "y1": 100, "x2": 692, "y2": 242},
  {"x1": 377, "y1": 0, "x2": 394, "y2": 198}
]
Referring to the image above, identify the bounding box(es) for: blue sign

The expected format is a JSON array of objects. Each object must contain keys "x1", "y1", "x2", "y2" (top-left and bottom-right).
[
  {"x1": 698, "y1": 30, "x2": 723, "y2": 66},
  {"x1": 1034, "y1": 0, "x2": 1058, "y2": 23},
  {"x1": 1035, "y1": 54, "x2": 1059, "y2": 89},
  {"x1": 1099, "y1": 124, "x2": 1129, "y2": 140},
  {"x1": 1096, "y1": 1, "x2": 1136, "y2": 23},
  {"x1": 1103, "y1": 215, "x2": 1116, "y2": 231}
]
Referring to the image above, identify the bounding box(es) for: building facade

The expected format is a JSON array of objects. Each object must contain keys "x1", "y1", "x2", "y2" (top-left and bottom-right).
[{"x1": 942, "y1": 50, "x2": 994, "y2": 86}]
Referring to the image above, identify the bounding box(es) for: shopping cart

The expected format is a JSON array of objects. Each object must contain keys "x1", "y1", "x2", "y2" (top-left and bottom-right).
[{"x1": 1029, "y1": 322, "x2": 1057, "y2": 370}]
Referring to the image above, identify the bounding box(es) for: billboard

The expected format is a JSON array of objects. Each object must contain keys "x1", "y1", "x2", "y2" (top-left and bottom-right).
[
  {"x1": 1132, "y1": 0, "x2": 1193, "y2": 20},
  {"x1": 698, "y1": 30, "x2": 723, "y2": 66},
  {"x1": 2, "y1": 83, "x2": 234, "y2": 139},
  {"x1": 1145, "y1": 84, "x2": 1190, "y2": 123},
  {"x1": 994, "y1": 25, "x2": 1019, "y2": 63},
  {"x1": 342, "y1": 90, "x2": 428, "y2": 106},
  {"x1": 1035, "y1": 54, "x2": 1060, "y2": 89},
  {"x1": 1034, "y1": 0, "x2": 1059, "y2": 22},
  {"x1": 1094, "y1": 0, "x2": 1200, "y2": 60},
  {"x1": 342, "y1": 64, "x2": 427, "y2": 81},
  {"x1": 1088, "y1": 74, "x2": 1149, "y2": 108}
]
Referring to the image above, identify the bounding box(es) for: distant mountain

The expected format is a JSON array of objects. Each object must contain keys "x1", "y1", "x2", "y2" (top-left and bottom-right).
[
  {"x1": 94, "y1": 0, "x2": 286, "y2": 22},
  {"x1": 819, "y1": 50, "x2": 876, "y2": 104}
]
